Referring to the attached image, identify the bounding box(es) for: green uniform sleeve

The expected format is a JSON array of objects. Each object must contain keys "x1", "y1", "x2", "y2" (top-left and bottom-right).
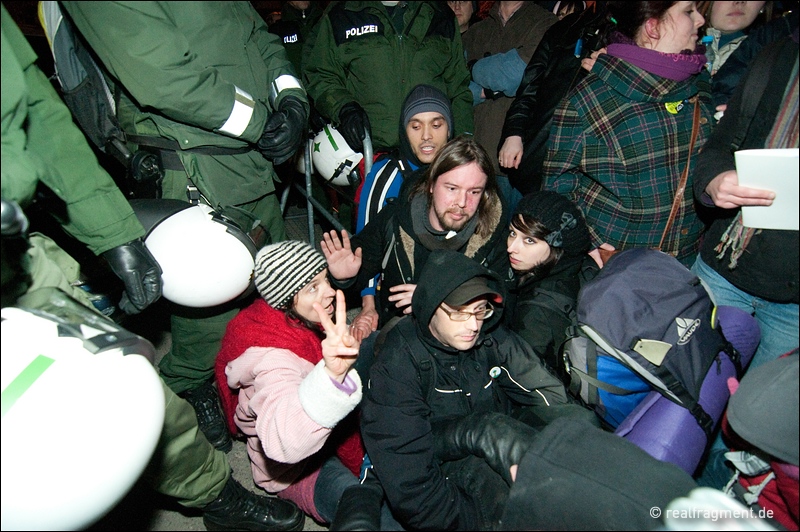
[
  {"x1": 1, "y1": 5, "x2": 143, "y2": 255},
  {"x1": 444, "y1": 29, "x2": 474, "y2": 137},
  {"x1": 61, "y1": 2, "x2": 269, "y2": 142}
]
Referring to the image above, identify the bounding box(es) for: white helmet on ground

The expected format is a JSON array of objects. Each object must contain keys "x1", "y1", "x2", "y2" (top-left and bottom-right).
[
  {"x1": 311, "y1": 124, "x2": 363, "y2": 186},
  {"x1": 131, "y1": 199, "x2": 258, "y2": 308}
]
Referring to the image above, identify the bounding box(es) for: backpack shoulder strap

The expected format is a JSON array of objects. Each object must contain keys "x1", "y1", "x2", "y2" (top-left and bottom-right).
[{"x1": 374, "y1": 316, "x2": 436, "y2": 406}]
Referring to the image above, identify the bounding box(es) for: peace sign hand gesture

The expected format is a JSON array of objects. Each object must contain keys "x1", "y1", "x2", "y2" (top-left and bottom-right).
[{"x1": 314, "y1": 289, "x2": 360, "y2": 383}]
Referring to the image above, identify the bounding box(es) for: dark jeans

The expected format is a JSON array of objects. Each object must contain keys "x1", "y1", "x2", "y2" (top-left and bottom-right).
[{"x1": 314, "y1": 456, "x2": 404, "y2": 530}]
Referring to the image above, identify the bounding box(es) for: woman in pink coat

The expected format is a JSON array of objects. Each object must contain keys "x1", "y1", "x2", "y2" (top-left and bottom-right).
[{"x1": 215, "y1": 240, "x2": 363, "y2": 526}]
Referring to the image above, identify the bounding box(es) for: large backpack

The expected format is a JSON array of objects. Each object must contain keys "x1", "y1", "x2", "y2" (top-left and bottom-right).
[{"x1": 561, "y1": 249, "x2": 738, "y2": 435}]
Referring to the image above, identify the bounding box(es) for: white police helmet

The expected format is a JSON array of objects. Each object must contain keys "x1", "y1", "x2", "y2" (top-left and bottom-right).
[
  {"x1": 130, "y1": 199, "x2": 258, "y2": 308},
  {"x1": 1, "y1": 288, "x2": 164, "y2": 530},
  {"x1": 311, "y1": 124, "x2": 363, "y2": 186}
]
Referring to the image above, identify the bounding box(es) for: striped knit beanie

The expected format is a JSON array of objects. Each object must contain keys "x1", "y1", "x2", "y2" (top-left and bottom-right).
[{"x1": 254, "y1": 240, "x2": 327, "y2": 309}]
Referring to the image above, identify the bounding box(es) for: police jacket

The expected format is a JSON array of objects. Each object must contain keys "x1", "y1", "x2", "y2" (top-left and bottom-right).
[
  {"x1": 1, "y1": 5, "x2": 143, "y2": 255},
  {"x1": 303, "y1": 1, "x2": 473, "y2": 150},
  {"x1": 361, "y1": 250, "x2": 569, "y2": 530},
  {"x1": 345, "y1": 185, "x2": 513, "y2": 328},
  {"x1": 269, "y1": 1, "x2": 324, "y2": 74},
  {"x1": 62, "y1": 1, "x2": 309, "y2": 208}
]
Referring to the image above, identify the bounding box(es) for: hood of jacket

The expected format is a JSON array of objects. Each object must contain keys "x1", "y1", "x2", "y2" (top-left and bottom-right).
[
  {"x1": 593, "y1": 53, "x2": 702, "y2": 104},
  {"x1": 411, "y1": 249, "x2": 505, "y2": 349}
]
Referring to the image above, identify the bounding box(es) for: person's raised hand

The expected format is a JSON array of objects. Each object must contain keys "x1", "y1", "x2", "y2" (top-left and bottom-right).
[
  {"x1": 315, "y1": 289, "x2": 359, "y2": 382},
  {"x1": 321, "y1": 230, "x2": 362, "y2": 280}
]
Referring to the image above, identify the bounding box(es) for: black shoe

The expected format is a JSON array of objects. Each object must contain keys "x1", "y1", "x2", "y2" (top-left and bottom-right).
[
  {"x1": 180, "y1": 380, "x2": 233, "y2": 453},
  {"x1": 202, "y1": 476, "x2": 305, "y2": 531}
]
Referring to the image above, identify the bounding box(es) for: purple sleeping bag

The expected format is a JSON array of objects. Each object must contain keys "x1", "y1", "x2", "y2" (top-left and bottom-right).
[{"x1": 614, "y1": 305, "x2": 760, "y2": 475}]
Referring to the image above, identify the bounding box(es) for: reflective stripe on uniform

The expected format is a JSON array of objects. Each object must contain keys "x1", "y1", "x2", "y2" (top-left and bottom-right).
[
  {"x1": 218, "y1": 86, "x2": 254, "y2": 137},
  {"x1": 269, "y1": 74, "x2": 303, "y2": 106}
]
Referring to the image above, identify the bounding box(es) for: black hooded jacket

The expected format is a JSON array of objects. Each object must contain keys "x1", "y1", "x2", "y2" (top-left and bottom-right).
[{"x1": 360, "y1": 250, "x2": 569, "y2": 530}]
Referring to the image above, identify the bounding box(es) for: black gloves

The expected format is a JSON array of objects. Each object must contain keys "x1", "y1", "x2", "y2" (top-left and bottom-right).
[
  {"x1": 257, "y1": 95, "x2": 309, "y2": 165},
  {"x1": 101, "y1": 238, "x2": 162, "y2": 315},
  {"x1": 432, "y1": 412, "x2": 539, "y2": 485},
  {"x1": 337, "y1": 101, "x2": 371, "y2": 153}
]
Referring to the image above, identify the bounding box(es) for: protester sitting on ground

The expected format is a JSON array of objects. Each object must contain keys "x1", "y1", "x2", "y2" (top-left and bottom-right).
[
  {"x1": 352, "y1": 84, "x2": 455, "y2": 340},
  {"x1": 322, "y1": 136, "x2": 512, "y2": 342},
  {"x1": 215, "y1": 241, "x2": 365, "y2": 526},
  {"x1": 543, "y1": 1, "x2": 714, "y2": 267},
  {"x1": 504, "y1": 191, "x2": 594, "y2": 382},
  {"x1": 360, "y1": 249, "x2": 573, "y2": 530}
]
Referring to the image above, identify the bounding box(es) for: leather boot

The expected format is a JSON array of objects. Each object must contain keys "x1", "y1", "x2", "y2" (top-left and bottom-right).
[
  {"x1": 180, "y1": 379, "x2": 233, "y2": 453},
  {"x1": 202, "y1": 476, "x2": 305, "y2": 531}
]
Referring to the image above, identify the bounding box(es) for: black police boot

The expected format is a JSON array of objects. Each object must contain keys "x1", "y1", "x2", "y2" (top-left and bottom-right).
[
  {"x1": 179, "y1": 379, "x2": 233, "y2": 453},
  {"x1": 202, "y1": 476, "x2": 305, "y2": 531}
]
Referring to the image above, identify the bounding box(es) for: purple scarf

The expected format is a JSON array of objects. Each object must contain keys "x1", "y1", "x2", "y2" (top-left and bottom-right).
[{"x1": 606, "y1": 32, "x2": 706, "y2": 81}]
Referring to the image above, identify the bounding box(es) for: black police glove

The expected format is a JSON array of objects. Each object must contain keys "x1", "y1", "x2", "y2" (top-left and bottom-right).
[
  {"x1": 432, "y1": 412, "x2": 539, "y2": 485},
  {"x1": 337, "y1": 101, "x2": 371, "y2": 153},
  {"x1": 101, "y1": 238, "x2": 162, "y2": 315},
  {"x1": 257, "y1": 95, "x2": 309, "y2": 166}
]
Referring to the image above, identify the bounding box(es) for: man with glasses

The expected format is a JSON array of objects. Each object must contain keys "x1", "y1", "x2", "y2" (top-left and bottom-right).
[{"x1": 357, "y1": 249, "x2": 571, "y2": 530}]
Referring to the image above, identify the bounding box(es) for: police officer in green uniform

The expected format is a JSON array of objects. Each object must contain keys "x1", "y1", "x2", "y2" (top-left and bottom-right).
[
  {"x1": 1, "y1": 5, "x2": 304, "y2": 530},
  {"x1": 58, "y1": 1, "x2": 310, "y2": 452},
  {"x1": 304, "y1": 0, "x2": 474, "y2": 154}
]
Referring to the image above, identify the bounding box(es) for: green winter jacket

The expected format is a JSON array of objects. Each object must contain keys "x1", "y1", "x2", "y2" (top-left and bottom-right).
[
  {"x1": 1, "y1": 5, "x2": 143, "y2": 255},
  {"x1": 62, "y1": 1, "x2": 309, "y2": 208},
  {"x1": 303, "y1": 1, "x2": 473, "y2": 151}
]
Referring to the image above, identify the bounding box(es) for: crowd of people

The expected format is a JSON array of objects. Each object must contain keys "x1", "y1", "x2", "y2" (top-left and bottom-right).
[{"x1": 2, "y1": 1, "x2": 797, "y2": 531}]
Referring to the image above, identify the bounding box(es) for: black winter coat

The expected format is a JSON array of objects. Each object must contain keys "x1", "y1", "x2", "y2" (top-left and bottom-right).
[
  {"x1": 695, "y1": 34, "x2": 799, "y2": 304},
  {"x1": 361, "y1": 250, "x2": 568, "y2": 530},
  {"x1": 500, "y1": 6, "x2": 612, "y2": 194}
]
